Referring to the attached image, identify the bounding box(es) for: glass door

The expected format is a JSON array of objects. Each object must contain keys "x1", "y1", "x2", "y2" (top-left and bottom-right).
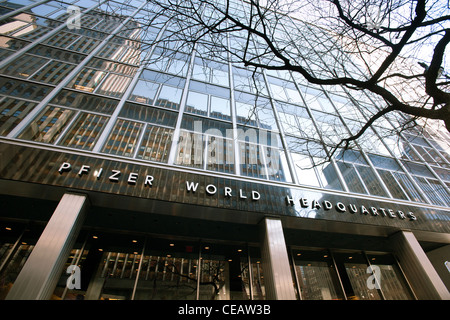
[
  {"x1": 291, "y1": 248, "x2": 415, "y2": 300},
  {"x1": 291, "y1": 248, "x2": 345, "y2": 300},
  {"x1": 53, "y1": 230, "x2": 265, "y2": 300}
]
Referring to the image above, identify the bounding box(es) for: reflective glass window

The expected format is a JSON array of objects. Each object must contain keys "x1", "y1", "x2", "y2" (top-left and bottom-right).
[
  {"x1": 317, "y1": 161, "x2": 345, "y2": 191},
  {"x1": 18, "y1": 105, "x2": 75, "y2": 144},
  {"x1": 0, "y1": 54, "x2": 49, "y2": 79},
  {"x1": 58, "y1": 112, "x2": 109, "y2": 150},
  {"x1": 185, "y1": 91, "x2": 208, "y2": 116},
  {"x1": 101, "y1": 119, "x2": 144, "y2": 157},
  {"x1": 292, "y1": 249, "x2": 345, "y2": 300},
  {"x1": 0, "y1": 77, "x2": 51, "y2": 101},
  {"x1": 30, "y1": 61, "x2": 76, "y2": 85},
  {"x1": 377, "y1": 169, "x2": 410, "y2": 201},
  {"x1": 0, "y1": 36, "x2": 30, "y2": 51},
  {"x1": 129, "y1": 80, "x2": 159, "y2": 104},
  {"x1": 28, "y1": 45, "x2": 86, "y2": 64},
  {"x1": 175, "y1": 130, "x2": 204, "y2": 169},
  {"x1": 42, "y1": 31, "x2": 80, "y2": 49},
  {"x1": 392, "y1": 171, "x2": 425, "y2": 202},
  {"x1": 263, "y1": 146, "x2": 292, "y2": 182},
  {"x1": 136, "y1": 125, "x2": 173, "y2": 163},
  {"x1": 95, "y1": 73, "x2": 132, "y2": 98},
  {"x1": 50, "y1": 89, "x2": 118, "y2": 115},
  {"x1": 333, "y1": 251, "x2": 382, "y2": 300},
  {"x1": 67, "y1": 67, "x2": 107, "y2": 93},
  {"x1": 210, "y1": 96, "x2": 230, "y2": 120},
  {"x1": 365, "y1": 253, "x2": 415, "y2": 300},
  {"x1": 239, "y1": 141, "x2": 266, "y2": 179},
  {"x1": 0, "y1": 14, "x2": 55, "y2": 41},
  {"x1": 119, "y1": 103, "x2": 177, "y2": 127},
  {"x1": 155, "y1": 85, "x2": 182, "y2": 110},
  {"x1": 206, "y1": 135, "x2": 235, "y2": 173},
  {"x1": 355, "y1": 166, "x2": 388, "y2": 197},
  {"x1": 336, "y1": 161, "x2": 367, "y2": 194},
  {"x1": 0, "y1": 97, "x2": 37, "y2": 136},
  {"x1": 291, "y1": 152, "x2": 321, "y2": 187}
]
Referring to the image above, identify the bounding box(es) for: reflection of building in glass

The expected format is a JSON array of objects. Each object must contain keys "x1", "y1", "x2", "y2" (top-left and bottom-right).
[{"x1": 0, "y1": 0, "x2": 449, "y2": 302}]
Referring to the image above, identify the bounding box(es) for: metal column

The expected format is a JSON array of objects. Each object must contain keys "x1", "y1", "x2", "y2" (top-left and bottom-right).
[
  {"x1": 390, "y1": 230, "x2": 450, "y2": 300},
  {"x1": 6, "y1": 193, "x2": 89, "y2": 300},
  {"x1": 259, "y1": 217, "x2": 296, "y2": 300}
]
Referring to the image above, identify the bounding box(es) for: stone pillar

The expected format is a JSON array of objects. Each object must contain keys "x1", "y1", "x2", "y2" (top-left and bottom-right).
[
  {"x1": 390, "y1": 230, "x2": 450, "y2": 300},
  {"x1": 260, "y1": 217, "x2": 296, "y2": 300},
  {"x1": 6, "y1": 193, "x2": 89, "y2": 300}
]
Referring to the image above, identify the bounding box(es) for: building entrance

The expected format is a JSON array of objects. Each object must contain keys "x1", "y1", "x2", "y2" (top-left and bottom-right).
[
  {"x1": 49, "y1": 230, "x2": 265, "y2": 301},
  {"x1": 291, "y1": 248, "x2": 416, "y2": 300}
]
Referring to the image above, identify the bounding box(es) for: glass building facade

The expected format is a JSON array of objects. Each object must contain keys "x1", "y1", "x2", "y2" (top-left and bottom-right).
[{"x1": 0, "y1": 0, "x2": 449, "y2": 301}]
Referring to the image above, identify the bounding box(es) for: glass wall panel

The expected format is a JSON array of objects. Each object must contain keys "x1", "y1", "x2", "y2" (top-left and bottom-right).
[
  {"x1": 119, "y1": 102, "x2": 177, "y2": 127},
  {"x1": 355, "y1": 166, "x2": 388, "y2": 197},
  {"x1": 28, "y1": 44, "x2": 86, "y2": 64},
  {"x1": 67, "y1": 67, "x2": 107, "y2": 93},
  {"x1": 58, "y1": 112, "x2": 109, "y2": 150},
  {"x1": 155, "y1": 85, "x2": 182, "y2": 110},
  {"x1": 0, "y1": 54, "x2": 49, "y2": 79},
  {"x1": 18, "y1": 106, "x2": 76, "y2": 144},
  {"x1": 95, "y1": 73, "x2": 132, "y2": 98},
  {"x1": 129, "y1": 80, "x2": 159, "y2": 104},
  {"x1": 52, "y1": 231, "x2": 262, "y2": 301},
  {"x1": 101, "y1": 119, "x2": 144, "y2": 157},
  {"x1": 0, "y1": 78, "x2": 52, "y2": 101},
  {"x1": 292, "y1": 249, "x2": 345, "y2": 300},
  {"x1": 210, "y1": 96, "x2": 230, "y2": 121},
  {"x1": 319, "y1": 161, "x2": 345, "y2": 191},
  {"x1": 290, "y1": 152, "x2": 321, "y2": 187},
  {"x1": 206, "y1": 135, "x2": 234, "y2": 173},
  {"x1": 263, "y1": 146, "x2": 292, "y2": 182},
  {"x1": 0, "y1": 221, "x2": 44, "y2": 300},
  {"x1": 336, "y1": 162, "x2": 367, "y2": 195},
  {"x1": 186, "y1": 91, "x2": 208, "y2": 116},
  {"x1": 235, "y1": 92, "x2": 276, "y2": 131},
  {"x1": 50, "y1": 89, "x2": 118, "y2": 115},
  {"x1": 30, "y1": 61, "x2": 76, "y2": 85},
  {"x1": 42, "y1": 31, "x2": 80, "y2": 49},
  {"x1": 0, "y1": 97, "x2": 37, "y2": 136},
  {"x1": 366, "y1": 253, "x2": 415, "y2": 300},
  {"x1": 377, "y1": 169, "x2": 410, "y2": 201},
  {"x1": 175, "y1": 130, "x2": 204, "y2": 169},
  {"x1": 392, "y1": 171, "x2": 425, "y2": 203},
  {"x1": 333, "y1": 251, "x2": 382, "y2": 300},
  {"x1": 239, "y1": 142, "x2": 266, "y2": 179},
  {"x1": 136, "y1": 125, "x2": 173, "y2": 163}
]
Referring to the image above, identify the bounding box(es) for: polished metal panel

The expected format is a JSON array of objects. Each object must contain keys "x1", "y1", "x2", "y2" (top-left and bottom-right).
[
  {"x1": 5, "y1": 193, "x2": 88, "y2": 300},
  {"x1": 0, "y1": 143, "x2": 449, "y2": 236},
  {"x1": 390, "y1": 231, "x2": 450, "y2": 300},
  {"x1": 260, "y1": 217, "x2": 296, "y2": 300}
]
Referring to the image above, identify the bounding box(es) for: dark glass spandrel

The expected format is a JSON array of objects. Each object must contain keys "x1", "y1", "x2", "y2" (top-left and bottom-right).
[
  {"x1": 119, "y1": 102, "x2": 177, "y2": 127},
  {"x1": 50, "y1": 89, "x2": 119, "y2": 115},
  {"x1": 0, "y1": 78, "x2": 52, "y2": 101},
  {"x1": 0, "y1": 54, "x2": 49, "y2": 79}
]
